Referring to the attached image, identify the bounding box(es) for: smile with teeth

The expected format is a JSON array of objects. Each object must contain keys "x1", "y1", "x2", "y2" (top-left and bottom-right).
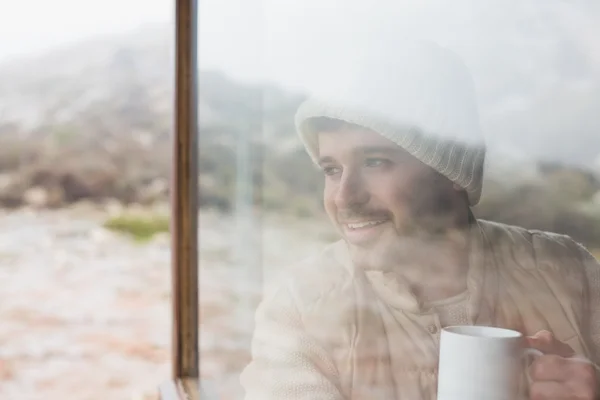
[{"x1": 345, "y1": 220, "x2": 387, "y2": 230}]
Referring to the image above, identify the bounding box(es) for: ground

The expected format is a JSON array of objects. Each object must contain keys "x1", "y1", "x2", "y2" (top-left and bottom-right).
[{"x1": 0, "y1": 206, "x2": 333, "y2": 399}]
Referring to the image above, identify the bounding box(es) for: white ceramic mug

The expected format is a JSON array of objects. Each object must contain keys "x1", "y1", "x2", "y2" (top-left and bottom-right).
[{"x1": 436, "y1": 325, "x2": 542, "y2": 400}]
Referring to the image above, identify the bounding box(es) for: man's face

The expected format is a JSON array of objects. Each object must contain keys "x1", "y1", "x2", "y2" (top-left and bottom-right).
[{"x1": 318, "y1": 125, "x2": 463, "y2": 268}]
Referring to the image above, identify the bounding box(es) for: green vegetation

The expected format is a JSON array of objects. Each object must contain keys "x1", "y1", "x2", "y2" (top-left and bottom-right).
[
  {"x1": 103, "y1": 214, "x2": 170, "y2": 242},
  {"x1": 474, "y1": 166, "x2": 600, "y2": 249}
]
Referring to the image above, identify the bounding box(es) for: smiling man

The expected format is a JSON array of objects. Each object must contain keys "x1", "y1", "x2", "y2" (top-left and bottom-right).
[
  {"x1": 314, "y1": 117, "x2": 472, "y2": 305},
  {"x1": 240, "y1": 40, "x2": 600, "y2": 400}
]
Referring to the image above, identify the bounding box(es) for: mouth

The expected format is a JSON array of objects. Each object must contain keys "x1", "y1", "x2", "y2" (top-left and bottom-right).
[
  {"x1": 341, "y1": 219, "x2": 390, "y2": 244},
  {"x1": 345, "y1": 220, "x2": 388, "y2": 230}
]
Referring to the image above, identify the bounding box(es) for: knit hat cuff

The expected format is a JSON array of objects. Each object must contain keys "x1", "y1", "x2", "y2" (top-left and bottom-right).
[{"x1": 295, "y1": 98, "x2": 486, "y2": 205}]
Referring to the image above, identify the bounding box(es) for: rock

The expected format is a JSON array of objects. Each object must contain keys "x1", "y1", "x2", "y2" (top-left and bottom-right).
[
  {"x1": 0, "y1": 174, "x2": 12, "y2": 191},
  {"x1": 68, "y1": 200, "x2": 97, "y2": 214},
  {"x1": 105, "y1": 199, "x2": 125, "y2": 216},
  {"x1": 138, "y1": 179, "x2": 168, "y2": 204},
  {"x1": 23, "y1": 186, "x2": 48, "y2": 208},
  {"x1": 59, "y1": 166, "x2": 119, "y2": 203},
  {"x1": 45, "y1": 186, "x2": 65, "y2": 208},
  {"x1": 0, "y1": 174, "x2": 26, "y2": 208},
  {"x1": 0, "y1": 183, "x2": 24, "y2": 208}
]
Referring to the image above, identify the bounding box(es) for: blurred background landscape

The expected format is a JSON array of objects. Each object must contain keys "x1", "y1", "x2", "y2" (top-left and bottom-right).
[
  {"x1": 1, "y1": 0, "x2": 600, "y2": 399},
  {"x1": 2, "y1": 20, "x2": 600, "y2": 248}
]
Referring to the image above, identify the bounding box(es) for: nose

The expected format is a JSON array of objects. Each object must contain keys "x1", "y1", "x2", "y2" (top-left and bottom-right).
[{"x1": 335, "y1": 169, "x2": 370, "y2": 210}]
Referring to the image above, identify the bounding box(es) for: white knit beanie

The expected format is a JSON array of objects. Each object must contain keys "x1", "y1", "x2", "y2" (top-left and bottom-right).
[{"x1": 295, "y1": 39, "x2": 486, "y2": 205}]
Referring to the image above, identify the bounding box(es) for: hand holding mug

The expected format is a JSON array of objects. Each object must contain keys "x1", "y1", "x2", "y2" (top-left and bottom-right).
[{"x1": 526, "y1": 330, "x2": 597, "y2": 400}]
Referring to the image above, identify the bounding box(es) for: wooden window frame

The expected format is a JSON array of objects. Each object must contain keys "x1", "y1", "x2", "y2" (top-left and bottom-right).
[{"x1": 159, "y1": 0, "x2": 200, "y2": 398}]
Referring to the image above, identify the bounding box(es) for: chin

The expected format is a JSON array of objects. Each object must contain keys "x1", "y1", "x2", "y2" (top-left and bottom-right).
[{"x1": 346, "y1": 237, "x2": 397, "y2": 269}]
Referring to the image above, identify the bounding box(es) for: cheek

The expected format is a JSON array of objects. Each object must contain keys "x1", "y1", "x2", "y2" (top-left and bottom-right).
[
  {"x1": 402, "y1": 174, "x2": 457, "y2": 219},
  {"x1": 369, "y1": 174, "x2": 422, "y2": 227},
  {"x1": 371, "y1": 177, "x2": 412, "y2": 212},
  {"x1": 323, "y1": 183, "x2": 337, "y2": 214}
]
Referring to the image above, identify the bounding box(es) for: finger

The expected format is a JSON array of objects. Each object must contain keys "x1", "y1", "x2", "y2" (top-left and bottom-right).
[
  {"x1": 529, "y1": 381, "x2": 570, "y2": 400},
  {"x1": 530, "y1": 358, "x2": 598, "y2": 399},
  {"x1": 526, "y1": 332, "x2": 575, "y2": 358},
  {"x1": 525, "y1": 331, "x2": 551, "y2": 352},
  {"x1": 565, "y1": 361, "x2": 597, "y2": 393},
  {"x1": 526, "y1": 337, "x2": 575, "y2": 358},
  {"x1": 533, "y1": 330, "x2": 554, "y2": 342},
  {"x1": 530, "y1": 355, "x2": 569, "y2": 382},
  {"x1": 530, "y1": 355, "x2": 596, "y2": 382},
  {"x1": 531, "y1": 381, "x2": 596, "y2": 400}
]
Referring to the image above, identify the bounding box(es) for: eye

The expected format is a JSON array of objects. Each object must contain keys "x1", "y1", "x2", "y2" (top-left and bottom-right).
[
  {"x1": 322, "y1": 165, "x2": 341, "y2": 176},
  {"x1": 364, "y1": 158, "x2": 390, "y2": 168}
]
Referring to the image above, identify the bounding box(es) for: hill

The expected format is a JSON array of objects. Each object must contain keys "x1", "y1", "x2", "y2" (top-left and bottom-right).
[{"x1": 0, "y1": 20, "x2": 600, "y2": 247}]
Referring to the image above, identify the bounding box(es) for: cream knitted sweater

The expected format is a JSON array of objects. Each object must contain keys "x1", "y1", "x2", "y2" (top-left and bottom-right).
[{"x1": 240, "y1": 219, "x2": 600, "y2": 399}]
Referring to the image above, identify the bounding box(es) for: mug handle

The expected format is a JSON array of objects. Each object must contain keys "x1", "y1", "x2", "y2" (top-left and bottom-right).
[{"x1": 522, "y1": 348, "x2": 544, "y2": 384}]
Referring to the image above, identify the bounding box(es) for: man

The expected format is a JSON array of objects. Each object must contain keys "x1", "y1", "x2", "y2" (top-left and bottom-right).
[{"x1": 240, "y1": 40, "x2": 600, "y2": 399}]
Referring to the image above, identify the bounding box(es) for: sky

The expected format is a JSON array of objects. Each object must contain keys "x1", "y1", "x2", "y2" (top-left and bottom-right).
[
  {"x1": 0, "y1": 0, "x2": 546, "y2": 87},
  {"x1": 0, "y1": 0, "x2": 172, "y2": 61},
  {"x1": 198, "y1": 0, "x2": 481, "y2": 89},
  {"x1": 0, "y1": 0, "x2": 482, "y2": 94},
  {"x1": 1, "y1": 0, "x2": 599, "y2": 164},
  {"x1": 1, "y1": 0, "x2": 599, "y2": 94}
]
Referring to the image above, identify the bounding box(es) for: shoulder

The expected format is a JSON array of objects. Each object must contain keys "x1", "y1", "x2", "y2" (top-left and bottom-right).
[
  {"x1": 476, "y1": 218, "x2": 591, "y2": 270},
  {"x1": 477, "y1": 218, "x2": 580, "y2": 251}
]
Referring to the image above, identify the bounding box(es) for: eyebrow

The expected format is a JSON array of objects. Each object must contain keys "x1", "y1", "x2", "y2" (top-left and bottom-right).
[
  {"x1": 317, "y1": 156, "x2": 335, "y2": 166},
  {"x1": 359, "y1": 146, "x2": 398, "y2": 155},
  {"x1": 317, "y1": 146, "x2": 398, "y2": 166}
]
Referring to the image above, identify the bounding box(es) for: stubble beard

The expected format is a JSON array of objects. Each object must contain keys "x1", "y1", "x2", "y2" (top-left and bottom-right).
[{"x1": 345, "y1": 191, "x2": 468, "y2": 271}]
